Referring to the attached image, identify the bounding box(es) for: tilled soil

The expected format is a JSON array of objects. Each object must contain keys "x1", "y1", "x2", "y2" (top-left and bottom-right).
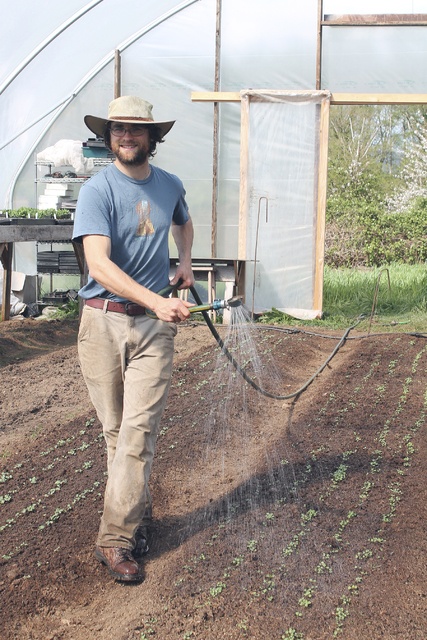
[{"x1": 0, "y1": 316, "x2": 426, "y2": 640}]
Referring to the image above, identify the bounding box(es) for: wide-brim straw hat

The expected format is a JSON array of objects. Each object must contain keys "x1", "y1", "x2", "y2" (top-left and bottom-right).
[{"x1": 84, "y1": 96, "x2": 175, "y2": 139}]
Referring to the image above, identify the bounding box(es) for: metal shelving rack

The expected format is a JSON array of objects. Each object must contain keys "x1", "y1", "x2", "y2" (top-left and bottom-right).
[{"x1": 34, "y1": 159, "x2": 113, "y2": 295}]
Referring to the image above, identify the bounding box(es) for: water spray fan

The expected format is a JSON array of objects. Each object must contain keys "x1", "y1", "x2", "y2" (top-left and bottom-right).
[{"x1": 156, "y1": 279, "x2": 356, "y2": 402}]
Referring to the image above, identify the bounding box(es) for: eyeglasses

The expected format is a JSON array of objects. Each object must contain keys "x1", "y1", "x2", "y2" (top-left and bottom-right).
[{"x1": 109, "y1": 124, "x2": 148, "y2": 137}]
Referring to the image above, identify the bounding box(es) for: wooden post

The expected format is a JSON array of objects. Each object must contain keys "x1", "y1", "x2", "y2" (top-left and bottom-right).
[
  {"x1": 313, "y1": 95, "x2": 330, "y2": 313},
  {"x1": 114, "y1": 50, "x2": 121, "y2": 99},
  {"x1": 316, "y1": 0, "x2": 323, "y2": 90},
  {"x1": 1, "y1": 242, "x2": 13, "y2": 322},
  {"x1": 211, "y1": 0, "x2": 222, "y2": 258},
  {"x1": 238, "y1": 93, "x2": 250, "y2": 261}
]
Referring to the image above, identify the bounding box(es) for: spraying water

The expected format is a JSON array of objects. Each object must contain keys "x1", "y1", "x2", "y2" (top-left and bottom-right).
[
  {"x1": 180, "y1": 302, "x2": 303, "y2": 588},
  {"x1": 172, "y1": 296, "x2": 360, "y2": 613}
]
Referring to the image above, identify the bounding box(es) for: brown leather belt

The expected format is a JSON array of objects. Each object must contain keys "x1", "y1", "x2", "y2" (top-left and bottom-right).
[{"x1": 84, "y1": 298, "x2": 146, "y2": 316}]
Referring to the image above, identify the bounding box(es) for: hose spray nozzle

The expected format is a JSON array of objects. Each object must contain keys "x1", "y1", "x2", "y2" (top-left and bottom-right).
[
  {"x1": 147, "y1": 279, "x2": 243, "y2": 318},
  {"x1": 189, "y1": 296, "x2": 243, "y2": 314}
]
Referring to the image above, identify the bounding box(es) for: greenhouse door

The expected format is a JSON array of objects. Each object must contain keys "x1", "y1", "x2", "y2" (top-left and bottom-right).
[{"x1": 239, "y1": 90, "x2": 330, "y2": 319}]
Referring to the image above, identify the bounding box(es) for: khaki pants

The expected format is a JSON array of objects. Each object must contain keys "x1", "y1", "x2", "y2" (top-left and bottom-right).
[{"x1": 78, "y1": 305, "x2": 176, "y2": 549}]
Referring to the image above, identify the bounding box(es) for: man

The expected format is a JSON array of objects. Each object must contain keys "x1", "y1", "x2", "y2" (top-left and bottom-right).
[{"x1": 72, "y1": 95, "x2": 194, "y2": 582}]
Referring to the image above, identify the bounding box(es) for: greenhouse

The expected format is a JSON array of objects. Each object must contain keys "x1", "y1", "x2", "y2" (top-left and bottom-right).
[
  {"x1": 2, "y1": 4, "x2": 427, "y2": 640},
  {"x1": 1, "y1": 0, "x2": 427, "y2": 319}
]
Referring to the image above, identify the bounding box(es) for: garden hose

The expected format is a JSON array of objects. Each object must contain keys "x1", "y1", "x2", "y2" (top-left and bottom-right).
[
  {"x1": 188, "y1": 285, "x2": 363, "y2": 401},
  {"x1": 154, "y1": 280, "x2": 361, "y2": 401}
]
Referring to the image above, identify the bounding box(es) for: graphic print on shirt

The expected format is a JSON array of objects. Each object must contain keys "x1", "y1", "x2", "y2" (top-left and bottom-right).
[{"x1": 136, "y1": 200, "x2": 155, "y2": 236}]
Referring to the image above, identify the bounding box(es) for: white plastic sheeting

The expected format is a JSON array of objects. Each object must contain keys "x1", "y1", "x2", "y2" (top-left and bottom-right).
[
  {"x1": 322, "y1": 26, "x2": 427, "y2": 93},
  {"x1": 1, "y1": 0, "x2": 318, "y2": 263},
  {"x1": 240, "y1": 91, "x2": 330, "y2": 318},
  {"x1": 321, "y1": 0, "x2": 427, "y2": 92},
  {"x1": 2, "y1": 1, "x2": 427, "y2": 314}
]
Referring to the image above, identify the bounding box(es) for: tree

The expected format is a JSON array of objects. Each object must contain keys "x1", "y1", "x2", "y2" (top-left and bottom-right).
[
  {"x1": 325, "y1": 105, "x2": 427, "y2": 267},
  {"x1": 327, "y1": 105, "x2": 396, "y2": 219},
  {"x1": 386, "y1": 109, "x2": 427, "y2": 213}
]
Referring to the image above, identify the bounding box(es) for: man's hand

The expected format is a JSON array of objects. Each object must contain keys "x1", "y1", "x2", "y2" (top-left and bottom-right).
[
  {"x1": 152, "y1": 295, "x2": 193, "y2": 323},
  {"x1": 170, "y1": 264, "x2": 195, "y2": 291}
]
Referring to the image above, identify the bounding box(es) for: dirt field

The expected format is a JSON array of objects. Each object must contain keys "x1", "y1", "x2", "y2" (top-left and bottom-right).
[{"x1": 0, "y1": 315, "x2": 426, "y2": 640}]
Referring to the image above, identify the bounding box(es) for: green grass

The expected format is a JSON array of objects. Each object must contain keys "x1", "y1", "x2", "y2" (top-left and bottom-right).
[
  {"x1": 53, "y1": 264, "x2": 427, "y2": 333},
  {"x1": 49, "y1": 298, "x2": 80, "y2": 320},
  {"x1": 258, "y1": 264, "x2": 427, "y2": 333}
]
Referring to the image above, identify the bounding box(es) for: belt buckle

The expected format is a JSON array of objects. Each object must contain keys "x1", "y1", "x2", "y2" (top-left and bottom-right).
[{"x1": 125, "y1": 302, "x2": 134, "y2": 316}]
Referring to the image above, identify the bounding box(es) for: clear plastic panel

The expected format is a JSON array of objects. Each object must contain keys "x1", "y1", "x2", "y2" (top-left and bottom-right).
[
  {"x1": 12, "y1": 62, "x2": 116, "y2": 209},
  {"x1": 0, "y1": 0, "x2": 210, "y2": 209},
  {"x1": 322, "y1": 26, "x2": 427, "y2": 93},
  {"x1": 0, "y1": 0, "x2": 89, "y2": 85},
  {"x1": 8, "y1": 0, "x2": 216, "y2": 262},
  {"x1": 117, "y1": 0, "x2": 216, "y2": 257},
  {"x1": 220, "y1": 0, "x2": 318, "y2": 90},
  {"x1": 241, "y1": 92, "x2": 327, "y2": 317},
  {"x1": 216, "y1": 103, "x2": 241, "y2": 258}
]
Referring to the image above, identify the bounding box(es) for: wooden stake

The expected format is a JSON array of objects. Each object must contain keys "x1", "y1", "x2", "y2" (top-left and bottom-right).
[
  {"x1": 238, "y1": 93, "x2": 250, "y2": 261},
  {"x1": 313, "y1": 96, "x2": 330, "y2": 312}
]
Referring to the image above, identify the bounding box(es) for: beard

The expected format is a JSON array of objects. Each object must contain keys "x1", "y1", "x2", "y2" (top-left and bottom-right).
[{"x1": 114, "y1": 145, "x2": 149, "y2": 166}]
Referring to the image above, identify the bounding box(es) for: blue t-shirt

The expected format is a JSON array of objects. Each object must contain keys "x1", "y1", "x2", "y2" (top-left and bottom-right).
[{"x1": 72, "y1": 163, "x2": 189, "y2": 300}]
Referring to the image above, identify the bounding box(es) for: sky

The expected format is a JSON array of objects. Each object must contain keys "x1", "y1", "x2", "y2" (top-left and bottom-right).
[{"x1": 324, "y1": 0, "x2": 427, "y2": 13}]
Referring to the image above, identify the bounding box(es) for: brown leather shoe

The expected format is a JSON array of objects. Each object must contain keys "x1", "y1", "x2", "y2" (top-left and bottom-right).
[{"x1": 95, "y1": 546, "x2": 142, "y2": 582}]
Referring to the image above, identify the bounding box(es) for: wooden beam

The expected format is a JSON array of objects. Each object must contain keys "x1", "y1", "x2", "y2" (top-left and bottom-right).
[
  {"x1": 238, "y1": 94, "x2": 250, "y2": 261},
  {"x1": 192, "y1": 91, "x2": 427, "y2": 106},
  {"x1": 1, "y1": 242, "x2": 13, "y2": 322},
  {"x1": 323, "y1": 14, "x2": 427, "y2": 26},
  {"x1": 331, "y1": 93, "x2": 427, "y2": 105},
  {"x1": 0, "y1": 224, "x2": 73, "y2": 243},
  {"x1": 316, "y1": 0, "x2": 323, "y2": 90},
  {"x1": 313, "y1": 96, "x2": 330, "y2": 312},
  {"x1": 192, "y1": 90, "x2": 332, "y2": 103},
  {"x1": 211, "y1": 0, "x2": 222, "y2": 258},
  {"x1": 192, "y1": 91, "x2": 240, "y2": 102}
]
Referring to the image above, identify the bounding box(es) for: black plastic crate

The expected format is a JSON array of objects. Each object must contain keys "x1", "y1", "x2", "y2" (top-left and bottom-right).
[
  {"x1": 42, "y1": 290, "x2": 69, "y2": 305},
  {"x1": 37, "y1": 250, "x2": 79, "y2": 274}
]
